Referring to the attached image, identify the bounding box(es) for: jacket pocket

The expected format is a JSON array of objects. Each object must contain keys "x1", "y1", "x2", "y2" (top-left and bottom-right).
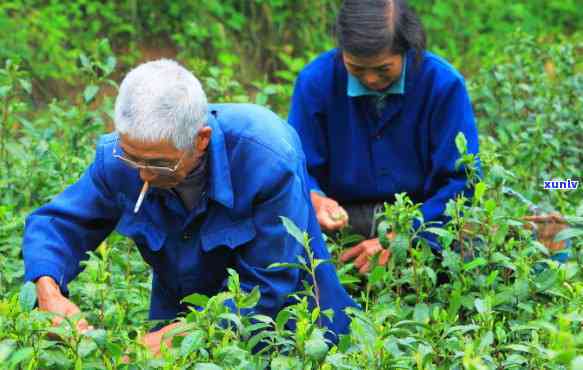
[
  {"x1": 200, "y1": 218, "x2": 256, "y2": 252},
  {"x1": 116, "y1": 213, "x2": 167, "y2": 251}
]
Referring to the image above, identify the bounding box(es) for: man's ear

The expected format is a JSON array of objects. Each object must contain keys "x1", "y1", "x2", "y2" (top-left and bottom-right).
[{"x1": 194, "y1": 126, "x2": 212, "y2": 153}]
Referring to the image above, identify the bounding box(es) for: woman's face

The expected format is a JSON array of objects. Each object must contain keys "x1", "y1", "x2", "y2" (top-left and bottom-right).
[{"x1": 342, "y1": 49, "x2": 403, "y2": 92}]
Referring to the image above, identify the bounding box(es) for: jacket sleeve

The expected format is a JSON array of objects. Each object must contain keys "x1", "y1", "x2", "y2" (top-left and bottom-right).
[
  {"x1": 418, "y1": 77, "x2": 481, "y2": 232},
  {"x1": 288, "y1": 72, "x2": 329, "y2": 195},
  {"x1": 22, "y1": 141, "x2": 121, "y2": 294},
  {"x1": 228, "y1": 155, "x2": 309, "y2": 318}
]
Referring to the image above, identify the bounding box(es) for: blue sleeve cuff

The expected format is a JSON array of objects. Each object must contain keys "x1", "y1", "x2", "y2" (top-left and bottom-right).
[
  {"x1": 307, "y1": 176, "x2": 325, "y2": 196},
  {"x1": 24, "y1": 260, "x2": 69, "y2": 295},
  {"x1": 310, "y1": 189, "x2": 326, "y2": 197}
]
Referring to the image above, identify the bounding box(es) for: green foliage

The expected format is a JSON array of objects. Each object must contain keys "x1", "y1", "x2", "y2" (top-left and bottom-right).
[
  {"x1": 409, "y1": 0, "x2": 583, "y2": 73},
  {"x1": 3, "y1": 1, "x2": 581, "y2": 115},
  {"x1": 470, "y1": 33, "x2": 583, "y2": 211}
]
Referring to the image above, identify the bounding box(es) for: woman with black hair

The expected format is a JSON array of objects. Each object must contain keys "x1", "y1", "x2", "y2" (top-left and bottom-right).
[{"x1": 288, "y1": 0, "x2": 480, "y2": 273}]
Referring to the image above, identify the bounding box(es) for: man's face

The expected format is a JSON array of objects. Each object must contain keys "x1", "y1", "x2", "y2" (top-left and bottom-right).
[
  {"x1": 118, "y1": 127, "x2": 211, "y2": 189},
  {"x1": 342, "y1": 49, "x2": 403, "y2": 92}
]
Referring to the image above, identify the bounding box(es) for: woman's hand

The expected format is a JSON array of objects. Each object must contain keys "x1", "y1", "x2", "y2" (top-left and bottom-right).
[
  {"x1": 523, "y1": 212, "x2": 568, "y2": 251},
  {"x1": 340, "y1": 233, "x2": 395, "y2": 274},
  {"x1": 310, "y1": 192, "x2": 349, "y2": 231},
  {"x1": 142, "y1": 322, "x2": 182, "y2": 356}
]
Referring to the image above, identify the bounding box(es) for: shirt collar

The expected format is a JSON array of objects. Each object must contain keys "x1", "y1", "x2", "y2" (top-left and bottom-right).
[
  {"x1": 205, "y1": 111, "x2": 234, "y2": 208},
  {"x1": 347, "y1": 53, "x2": 407, "y2": 97}
]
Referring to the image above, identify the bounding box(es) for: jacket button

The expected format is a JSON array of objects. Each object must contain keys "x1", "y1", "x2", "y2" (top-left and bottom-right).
[{"x1": 183, "y1": 232, "x2": 192, "y2": 240}]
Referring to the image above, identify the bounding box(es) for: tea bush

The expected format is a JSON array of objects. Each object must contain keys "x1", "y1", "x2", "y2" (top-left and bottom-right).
[{"x1": 2, "y1": 1, "x2": 581, "y2": 109}]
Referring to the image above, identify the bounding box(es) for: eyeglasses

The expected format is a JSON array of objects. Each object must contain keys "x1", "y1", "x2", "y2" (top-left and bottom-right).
[{"x1": 113, "y1": 146, "x2": 186, "y2": 176}]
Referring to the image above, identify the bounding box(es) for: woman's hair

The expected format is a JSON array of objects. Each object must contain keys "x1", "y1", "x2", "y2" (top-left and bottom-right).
[
  {"x1": 114, "y1": 59, "x2": 208, "y2": 150},
  {"x1": 336, "y1": 0, "x2": 426, "y2": 62}
]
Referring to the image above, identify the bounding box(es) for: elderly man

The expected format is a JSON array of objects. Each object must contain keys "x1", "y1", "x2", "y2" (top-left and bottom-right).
[{"x1": 22, "y1": 59, "x2": 357, "y2": 353}]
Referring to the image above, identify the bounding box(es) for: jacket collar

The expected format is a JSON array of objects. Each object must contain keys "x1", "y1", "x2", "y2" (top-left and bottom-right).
[{"x1": 206, "y1": 110, "x2": 234, "y2": 209}]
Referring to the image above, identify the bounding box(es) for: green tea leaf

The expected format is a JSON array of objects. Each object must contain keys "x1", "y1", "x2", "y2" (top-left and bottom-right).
[
  {"x1": 305, "y1": 330, "x2": 328, "y2": 361},
  {"x1": 268, "y1": 262, "x2": 303, "y2": 270},
  {"x1": 413, "y1": 303, "x2": 430, "y2": 324},
  {"x1": 19, "y1": 281, "x2": 37, "y2": 312},
  {"x1": 280, "y1": 216, "x2": 305, "y2": 246},
  {"x1": 474, "y1": 298, "x2": 488, "y2": 314},
  {"x1": 83, "y1": 85, "x2": 99, "y2": 103},
  {"x1": 194, "y1": 363, "x2": 223, "y2": 370},
  {"x1": 391, "y1": 234, "x2": 409, "y2": 264},
  {"x1": 84, "y1": 329, "x2": 107, "y2": 347},
  {"x1": 182, "y1": 293, "x2": 209, "y2": 307},
  {"x1": 479, "y1": 331, "x2": 494, "y2": 351},
  {"x1": 239, "y1": 285, "x2": 261, "y2": 309},
  {"x1": 8, "y1": 347, "x2": 34, "y2": 367},
  {"x1": 275, "y1": 309, "x2": 291, "y2": 330},
  {"x1": 571, "y1": 356, "x2": 583, "y2": 370},
  {"x1": 180, "y1": 330, "x2": 205, "y2": 356},
  {"x1": 271, "y1": 356, "x2": 301, "y2": 369},
  {"x1": 18, "y1": 79, "x2": 31, "y2": 94},
  {"x1": 0, "y1": 340, "x2": 16, "y2": 362},
  {"x1": 463, "y1": 257, "x2": 487, "y2": 271},
  {"x1": 554, "y1": 227, "x2": 583, "y2": 241},
  {"x1": 455, "y1": 132, "x2": 468, "y2": 155},
  {"x1": 474, "y1": 181, "x2": 487, "y2": 201},
  {"x1": 426, "y1": 227, "x2": 454, "y2": 239}
]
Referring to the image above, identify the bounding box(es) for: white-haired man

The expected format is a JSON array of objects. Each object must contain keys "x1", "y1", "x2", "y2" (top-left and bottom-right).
[{"x1": 22, "y1": 59, "x2": 357, "y2": 354}]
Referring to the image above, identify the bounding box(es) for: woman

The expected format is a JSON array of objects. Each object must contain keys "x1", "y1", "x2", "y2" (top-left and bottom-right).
[{"x1": 288, "y1": 0, "x2": 480, "y2": 273}]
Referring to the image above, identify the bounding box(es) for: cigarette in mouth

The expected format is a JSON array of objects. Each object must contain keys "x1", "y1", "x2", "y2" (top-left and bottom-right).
[{"x1": 134, "y1": 181, "x2": 149, "y2": 213}]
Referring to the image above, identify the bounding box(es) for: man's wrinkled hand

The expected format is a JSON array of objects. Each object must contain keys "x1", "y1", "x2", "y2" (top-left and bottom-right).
[
  {"x1": 523, "y1": 212, "x2": 568, "y2": 251},
  {"x1": 340, "y1": 233, "x2": 395, "y2": 274},
  {"x1": 36, "y1": 276, "x2": 93, "y2": 333},
  {"x1": 310, "y1": 192, "x2": 349, "y2": 231}
]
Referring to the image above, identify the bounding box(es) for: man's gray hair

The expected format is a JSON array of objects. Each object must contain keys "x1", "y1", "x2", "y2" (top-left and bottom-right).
[{"x1": 114, "y1": 59, "x2": 208, "y2": 150}]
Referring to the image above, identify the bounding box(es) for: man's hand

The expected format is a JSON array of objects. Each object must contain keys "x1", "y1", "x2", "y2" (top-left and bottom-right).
[
  {"x1": 310, "y1": 192, "x2": 349, "y2": 231},
  {"x1": 36, "y1": 276, "x2": 93, "y2": 333},
  {"x1": 142, "y1": 322, "x2": 182, "y2": 356},
  {"x1": 340, "y1": 233, "x2": 395, "y2": 274},
  {"x1": 523, "y1": 212, "x2": 568, "y2": 251}
]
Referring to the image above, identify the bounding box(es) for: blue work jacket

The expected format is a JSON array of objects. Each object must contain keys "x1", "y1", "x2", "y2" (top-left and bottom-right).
[
  {"x1": 22, "y1": 103, "x2": 357, "y2": 338},
  {"x1": 288, "y1": 49, "x2": 480, "y2": 239}
]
